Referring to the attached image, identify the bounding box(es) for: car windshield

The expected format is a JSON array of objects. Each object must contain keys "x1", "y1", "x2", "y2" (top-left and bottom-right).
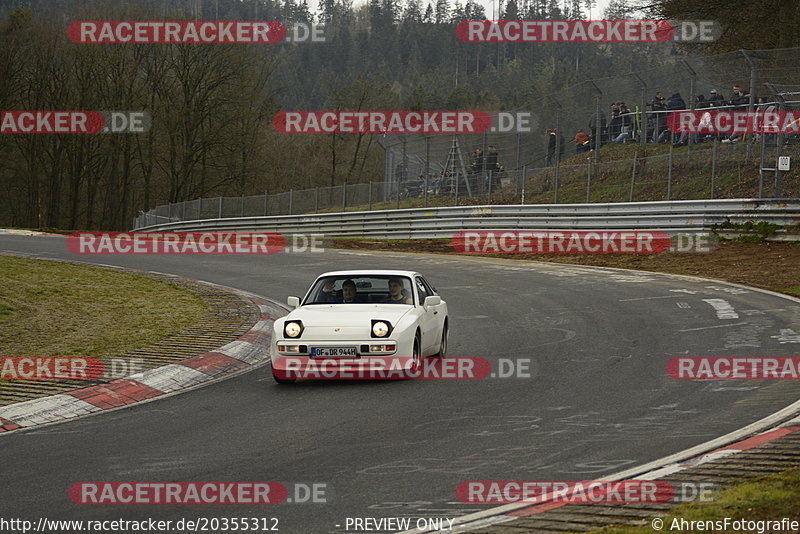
[{"x1": 304, "y1": 275, "x2": 414, "y2": 305}]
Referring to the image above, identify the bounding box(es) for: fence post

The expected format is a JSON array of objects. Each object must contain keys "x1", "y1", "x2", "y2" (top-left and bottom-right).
[
  {"x1": 315, "y1": 187, "x2": 319, "y2": 213},
  {"x1": 740, "y1": 49, "x2": 758, "y2": 161},
  {"x1": 667, "y1": 132, "x2": 674, "y2": 200},
  {"x1": 632, "y1": 72, "x2": 647, "y2": 151},
  {"x1": 681, "y1": 59, "x2": 697, "y2": 158},
  {"x1": 768, "y1": 84, "x2": 786, "y2": 197},
  {"x1": 481, "y1": 130, "x2": 488, "y2": 196},
  {"x1": 218, "y1": 196, "x2": 223, "y2": 218},
  {"x1": 240, "y1": 195, "x2": 244, "y2": 216},
  {"x1": 711, "y1": 138, "x2": 718, "y2": 199},
  {"x1": 342, "y1": 183, "x2": 347, "y2": 211},
  {"x1": 368, "y1": 182, "x2": 373, "y2": 211},
  {"x1": 396, "y1": 178, "x2": 401, "y2": 209},
  {"x1": 554, "y1": 102, "x2": 561, "y2": 204},
  {"x1": 167, "y1": 202, "x2": 172, "y2": 222},
  {"x1": 630, "y1": 155, "x2": 637, "y2": 202},
  {"x1": 288, "y1": 189, "x2": 293, "y2": 215},
  {"x1": 425, "y1": 136, "x2": 430, "y2": 208},
  {"x1": 586, "y1": 157, "x2": 592, "y2": 202},
  {"x1": 264, "y1": 191, "x2": 268, "y2": 215},
  {"x1": 588, "y1": 81, "x2": 603, "y2": 163},
  {"x1": 487, "y1": 170, "x2": 492, "y2": 203},
  {"x1": 521, "y1": 165, "x2": 526, "y2": 205}
]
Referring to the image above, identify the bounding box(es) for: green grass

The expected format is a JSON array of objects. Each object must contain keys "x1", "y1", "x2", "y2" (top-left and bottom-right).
[
  {"x1": 588, "y1": 468, "x2": 800, "y2": 533},
  {"x1": 309, "y1": 142, "x2": 798, "y2": 215},
  {"x1": 778, "y1": 286, "x2": 800, "y2": 298},
  {"x1": 0, "y1": 255, "x2": 208, "y2": 359},
  {"x1": 0, "y1": 301, "x2": 14, "y2": 321}
]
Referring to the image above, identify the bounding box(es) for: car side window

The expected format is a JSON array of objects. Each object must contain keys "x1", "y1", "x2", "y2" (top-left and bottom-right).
[
  {"x1": 415, "y1": 277, "x2": 429, "y2": 302},
  {"x1": 418, "y1": 276, "x2": 436, "y2": 296}
]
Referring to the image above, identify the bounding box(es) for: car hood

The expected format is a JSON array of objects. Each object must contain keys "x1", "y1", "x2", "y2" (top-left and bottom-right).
[{"x1": 286, "y1": 304, "x2": 413, "y2": 326}]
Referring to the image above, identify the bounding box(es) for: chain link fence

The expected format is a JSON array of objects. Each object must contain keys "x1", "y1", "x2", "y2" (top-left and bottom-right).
[{"x1": 134, "y1": 47, "x2": 800, "y2": 229}]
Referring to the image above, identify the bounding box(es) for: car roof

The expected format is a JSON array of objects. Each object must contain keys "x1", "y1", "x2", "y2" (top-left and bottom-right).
[{"x1": 316, "y1": 270, "x2": 419, "y2": 278}]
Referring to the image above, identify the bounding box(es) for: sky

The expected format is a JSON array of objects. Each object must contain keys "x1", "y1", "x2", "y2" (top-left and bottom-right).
[
  {"x1": 304, "y1": 0, "x2": 627, "y2": 20},
  {"x1": 473, "y1": 0, "x2": 617, "y2": 20}
]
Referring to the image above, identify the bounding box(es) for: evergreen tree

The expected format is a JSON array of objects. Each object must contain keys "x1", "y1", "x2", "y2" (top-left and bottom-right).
[{"x1": 434, "y1": 0, "x2": 449, "y2": 23}]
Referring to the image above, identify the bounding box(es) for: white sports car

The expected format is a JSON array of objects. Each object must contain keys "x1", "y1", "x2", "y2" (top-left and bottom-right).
[{"x1": 271, "y1": 270, "x2": 448, "y2": 383}]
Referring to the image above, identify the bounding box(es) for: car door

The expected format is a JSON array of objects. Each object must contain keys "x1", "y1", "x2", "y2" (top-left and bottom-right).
[{"x1": 415, "y1": 276, "x2": 439, "y2": 354}]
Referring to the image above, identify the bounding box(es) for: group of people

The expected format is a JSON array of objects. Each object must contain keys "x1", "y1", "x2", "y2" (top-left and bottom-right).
[
  {"x1": 561, "y1": 84, "x2": 761, "y2": 156},
  {"x1": 470, "y1": 145, "x2": 505, "y2": 189}
]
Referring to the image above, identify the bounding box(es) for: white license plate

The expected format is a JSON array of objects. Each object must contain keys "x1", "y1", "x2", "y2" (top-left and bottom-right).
[{"x1": 312, "y1": 347, "x2": 357, "y2": 357}]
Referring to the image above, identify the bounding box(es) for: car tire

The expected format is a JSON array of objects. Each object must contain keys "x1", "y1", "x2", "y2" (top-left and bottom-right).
[
  {"x1": 434, "y1": 322, "x2": 448, "y2": 358},
  {"x1": 410, "y1": 335, "x2": 421, "y2": 374}
]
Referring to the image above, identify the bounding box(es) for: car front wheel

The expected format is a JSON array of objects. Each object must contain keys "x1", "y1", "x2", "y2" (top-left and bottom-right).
[{"x1": 410, "y1": 335, "x2": 421, "y2": 374}]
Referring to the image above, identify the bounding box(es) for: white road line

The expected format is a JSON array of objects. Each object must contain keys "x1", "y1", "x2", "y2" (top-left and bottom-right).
[
  {"x1": 702, "y1": 298, "x2": 739, "y2": 319},
  {"x1": 679, "y1": 322, "x2": 749, "y2": 332},
  {"x1": 619, "y1": 295, "x2": 683, "y2": 302}
]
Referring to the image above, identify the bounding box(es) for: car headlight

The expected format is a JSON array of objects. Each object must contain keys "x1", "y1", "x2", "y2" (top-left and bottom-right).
[
  {"x1": 371, "y1": 320, "x2": 392, "y2": 338},
  {"x1": 284, "y1": 320, "x2": 303, "y2": 338}
]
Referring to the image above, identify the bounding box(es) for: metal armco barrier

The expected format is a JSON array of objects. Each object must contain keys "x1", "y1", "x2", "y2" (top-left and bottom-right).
[{"x1": 132, "y1": 199, "x2": 800, "y2": 239}]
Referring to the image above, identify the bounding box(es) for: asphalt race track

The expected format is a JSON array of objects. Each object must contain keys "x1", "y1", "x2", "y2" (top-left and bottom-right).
[{"x1": 2, "y1": 234, "x2": 800, "y2": 533}]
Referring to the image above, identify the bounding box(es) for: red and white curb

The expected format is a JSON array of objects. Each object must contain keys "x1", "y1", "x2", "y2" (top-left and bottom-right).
[
  {"x1": 401, "y1": 407, "x2": 800, "y2": 533},
  {"x1": 0, "y1": 288, "x2": 287, "y2": 435}
]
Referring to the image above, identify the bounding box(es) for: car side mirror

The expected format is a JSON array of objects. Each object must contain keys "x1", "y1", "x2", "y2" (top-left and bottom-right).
[
  {"x1": 287, "y1": 296, "x2": 300, "y2": 309},
  {"x1": 424, "y1": 295, "x2": 441, "y2": 308}
]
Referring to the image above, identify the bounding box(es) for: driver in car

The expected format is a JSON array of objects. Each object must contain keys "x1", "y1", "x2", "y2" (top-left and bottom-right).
[
  {"x1": 341, "y1": 279, "x2": 359, "y2": 303},
  {"x1": 382, "y1": 278, "x2": 413, "y2": 304},
  {"x1": 319, "y1": 280, "x2": 339, "y2": 303}
]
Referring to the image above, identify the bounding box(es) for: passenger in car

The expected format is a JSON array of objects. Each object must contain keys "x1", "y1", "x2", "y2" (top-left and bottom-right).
[{"x1": 382, "y1": 278, "x2": 413, "y2": 304}]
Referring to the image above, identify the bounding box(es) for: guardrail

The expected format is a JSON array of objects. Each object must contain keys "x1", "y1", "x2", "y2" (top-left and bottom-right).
[{"x1": 131, "y1": 199, "x2": 800, "y2": 239}]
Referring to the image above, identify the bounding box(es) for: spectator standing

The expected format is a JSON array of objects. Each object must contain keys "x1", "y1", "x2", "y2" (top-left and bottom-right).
[
  {"x1": 545, "y1": 129, "x2": 564, "y2": 166},
  {"x1": 707, "y1": 89, "x2": 724, "y2": 108},
  {"x1": 573, "y1": 130, "x2": 591, "y2": 154},
  {"x1": 722, "y1": 85, "x2": 750, "y2": 143},
  {"x1": 674, "y1": 95, "x2": 707, "y2": 146},
  {"x1": 650, "y1": 91, "x2": 667, "y2": 143},
  {"x1": 657, "y1": 92, "x2": 686, "y2": 143},
  {"x1": 614, "y1": 103, "x2": 634, "y2": 142},
  {"x1": 589, "y1": 108, "x2": 607, "y2": 148}
]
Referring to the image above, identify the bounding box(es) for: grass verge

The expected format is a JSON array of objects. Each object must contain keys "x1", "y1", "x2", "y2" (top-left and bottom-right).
[
  {"x1": 592, "y1": 468, "x2": 800, "y2": 533},
  {"x1": 0, "y1": 255, "x2": 208, "y2": 360}
]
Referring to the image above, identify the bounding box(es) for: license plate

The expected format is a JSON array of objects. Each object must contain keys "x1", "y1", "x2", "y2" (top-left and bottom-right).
[{"x1": 311, "y1": 347, "x2": 357, "y2": 357}]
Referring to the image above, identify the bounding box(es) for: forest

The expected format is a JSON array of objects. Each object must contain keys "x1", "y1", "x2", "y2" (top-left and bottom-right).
[{"x1": 0, "y1": 0, "x2": 795, "y2": 229}]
